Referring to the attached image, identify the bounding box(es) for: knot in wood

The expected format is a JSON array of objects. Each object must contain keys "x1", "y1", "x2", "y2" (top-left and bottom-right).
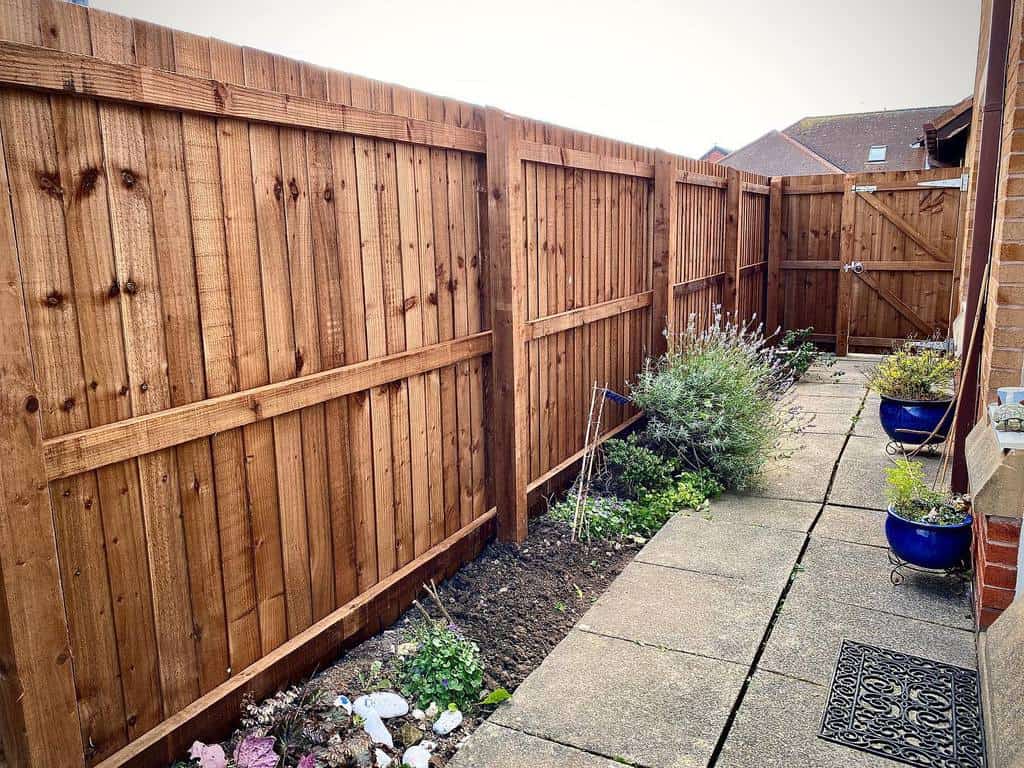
[
  {"x1": 45, "y1": 290, "x2": 64, "y2": 307},
  {"x1": 38, "y1": 171, "x2": 64, "y2": 199},
  {"x1": 288, "y1": 178, "x2": 300, "y2": 201},
  {"x1": 61, "y1": 397, "x2": 75, "y2": 412},
  {"x1": 139, "y1": 382, "x2": 149, "y2": 393},
  {"x1": 323, "y1": 186, "x2": 334, "y2": 202},
  {"x1": 123, "y1": 280, "x2": 138, "y2": 295},
  {"x1": 24, "y1": 395, "x2": 39, "y2": 413},
  {"x1": 78, "y1": 167, "x2": 100, "y2": 198},
  {"x1": 120, "y1": 169, "x2": 136, "y2": 188},
  {"x1": 108, "y1": 279, "x2": 121, "y2": 298},
  {"x1": 273, "y1": 177, "x2": 284, "y2": 200}
]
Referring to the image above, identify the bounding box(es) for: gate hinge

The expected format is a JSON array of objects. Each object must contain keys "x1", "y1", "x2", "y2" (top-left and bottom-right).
[
  {"x1": 916, "y1": 173, "x2": 969, "y2": 191},
  {"x1": 852, "y1": 184, "x2": 877, "y2": 193}
]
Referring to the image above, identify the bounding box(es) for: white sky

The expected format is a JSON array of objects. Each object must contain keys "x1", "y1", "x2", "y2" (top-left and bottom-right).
[{"x1": 94, "y1": 0, "x2": 981, "y2": 158}]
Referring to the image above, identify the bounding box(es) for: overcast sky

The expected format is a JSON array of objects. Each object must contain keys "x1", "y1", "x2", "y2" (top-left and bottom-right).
[{"x1": 94, "y1": 0, "x2": 981, "y2": 158}]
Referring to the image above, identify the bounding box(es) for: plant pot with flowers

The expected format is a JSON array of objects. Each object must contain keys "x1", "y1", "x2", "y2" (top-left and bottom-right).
[
  {"x1": 884, "y1": 458, "x2": 971, "y2": 578},
  {"x1": 868, "y1": 342, "x2": 958, "y2": 449}
]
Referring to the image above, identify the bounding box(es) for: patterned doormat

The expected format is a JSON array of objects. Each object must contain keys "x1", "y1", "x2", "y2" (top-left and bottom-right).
[{"x1": 819, "y1": 640, "x2": 985, "y2": 767}]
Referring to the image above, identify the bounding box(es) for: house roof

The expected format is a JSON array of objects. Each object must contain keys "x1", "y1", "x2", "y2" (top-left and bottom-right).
[
  {"x1": 699, "y1": 144, "x2": 731, "y2": 162},
  {"x1": 719, "y1": 130, "x2": 839, "y2": 176},
  {"x1": 720, "y1": 104, "x2": 958, "y2": 176}
]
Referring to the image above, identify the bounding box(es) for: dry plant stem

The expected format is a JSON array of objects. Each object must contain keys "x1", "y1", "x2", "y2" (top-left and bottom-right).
[
  {"x1": 424, "y1": 580, "x2": 455, "y2": 625},
  {"x1": 576, "y1": 384, "x2": 608, "y2": 542},
  {"x1": 572, "y1": 383, "x2": 601, "y2": 541},
  {"x1": 412, "y1": 599, "x2": 435, "y2": 623}
]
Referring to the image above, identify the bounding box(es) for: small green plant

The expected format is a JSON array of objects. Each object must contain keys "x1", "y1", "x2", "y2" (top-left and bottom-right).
[
  {"x1": 549, "y1": 492, "x2": 632, "y2": 540},
  {"x1": 779, "y1": 327, "x2": 838, "y2": 381},
  {"x1": 868, "y1": 341, "x2": 958, "y2": 401},
  {"x1": 602, "y1": 434, "x2": 678, "y2": 499},
  {"x1": 397, "y1": 620, "x2": 483, "y2": 711},
  {"x1": 885, "y1": 458, "x2": 969, "y2": 525},
  {"x1": 549, "y1": 470, "x2": 722, "y2": 540}
]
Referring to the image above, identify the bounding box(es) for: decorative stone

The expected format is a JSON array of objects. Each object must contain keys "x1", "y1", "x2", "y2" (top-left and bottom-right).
[
  {"x1": 398, "y1": 723, "x2": 424, "y2": 747},
  {"x1": 401, "y1": 744, "x2": 432, "y2": 768},
  {"x1": 432, "y1": 709, "x2": 463, "y2": 736},
  {"x1": 368, "y1": 691, "x2": 409, "y2": 718},
  {"x1": 424, "y1": 702, "x2": 439, "y2": 720},
  {"x1": 396, "y1": 642, "x2": 419, "y2": 656},
  {"x1": 334, "y1": 694, "x2": 352, "y2": 714},
  {"x1": 360, "y1": 709, "x2": 393, "y2": 749},
  {"x1": 373, "y1": 748, "x2": 392, "y2": 768},
  {"x1": 412, "y1": 708, "x2": 426, "y2": 721}
]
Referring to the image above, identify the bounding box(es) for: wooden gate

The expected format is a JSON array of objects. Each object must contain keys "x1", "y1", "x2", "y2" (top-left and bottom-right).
[{"x1": 769, "y1": 169, "x2": 964, "y2": 353}]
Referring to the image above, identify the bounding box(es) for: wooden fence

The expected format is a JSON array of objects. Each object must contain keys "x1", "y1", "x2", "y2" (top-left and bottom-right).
[
  {"x1": 767, "y1": 169, "x2": 965, "y2": 352},
  {"x1": 0, "y1": 2, "x2": 770, "y2": 766}
]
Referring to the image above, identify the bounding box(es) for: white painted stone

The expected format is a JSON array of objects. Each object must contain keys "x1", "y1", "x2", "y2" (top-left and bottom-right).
[
  {"x1": 432, "y1": 708, "x2": 463, "y2": 736},
  {"x1": 401, "y1": 745, "x2": 432, "y2": 768}
]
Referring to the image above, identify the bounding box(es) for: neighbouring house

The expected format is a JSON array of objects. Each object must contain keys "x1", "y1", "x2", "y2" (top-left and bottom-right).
[
  {"x1": 698, "y1": 144, "x2": 730, "y2": 163},
  {"x1": 721, "y1": 101, "x2": 973, "y2": 176}
]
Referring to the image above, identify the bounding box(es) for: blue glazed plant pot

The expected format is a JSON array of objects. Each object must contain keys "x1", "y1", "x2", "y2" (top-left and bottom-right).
[
  {"x1": 878, "y1": 395, "x2": 954, "y2": 446},
  {"x1": 885, "y1": 507, "x2": 972, "y2": 570}
]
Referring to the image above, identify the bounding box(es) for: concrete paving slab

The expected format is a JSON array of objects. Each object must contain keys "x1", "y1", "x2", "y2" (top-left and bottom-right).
[
  {"x1": 829, "y1": 436, "x2": 943, "y2": 510},
  {"x1": 791, "y1": 382, "x2": 867, "y2": 399},
  {"x1": 799, "y1": 537, "x2": 973, "y2": 629},
  {"x1": 801, "y1": 410, "x2": 857, "y2": 436},
  {"x1": 750, "y1": 432, "x2": 846, "y2": 503},
  {"x1": 813, "y1": 505, "x2": 887, "y2": 548},
  {"x1": 790, "y1": 394, "x2": 864, "y2": 414},
  {"x1": 704, "y1": 494, "x2": 820, "y2": 533},
  {"x1": 637, "y1": 514, "x2": 804, "y2": 589},
  {"x1": 851, "y1": 402, "x2": 888, "y2": 439},
  {"x1": 716, "y1": 670, "x2": 907, "y2": 768},
  {"x1": 449, "y1": 723, "x2": 625, "y2": 768},
  {"x1": 760, "y1": 576, "x2": 976, "y2": 686},
  {"x1": 578, "y1": 561, "x2": 780, "y2": 665},
  {"x1": 491, "y1": 630, "x2": 747, "y2": 768}
]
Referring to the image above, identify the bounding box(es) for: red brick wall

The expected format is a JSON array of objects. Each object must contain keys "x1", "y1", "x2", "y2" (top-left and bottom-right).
[
  {"x1": 965, "y1": 0, "x2": 1024, "y2": 628},
  {"x1": 975, "y1": 513, "x2": 1022, "y2": 628}
]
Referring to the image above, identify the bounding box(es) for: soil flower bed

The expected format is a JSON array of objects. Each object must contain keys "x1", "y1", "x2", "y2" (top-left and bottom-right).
[{"x1": 174, "y1": 518, "x2": 640, "y2": 768}]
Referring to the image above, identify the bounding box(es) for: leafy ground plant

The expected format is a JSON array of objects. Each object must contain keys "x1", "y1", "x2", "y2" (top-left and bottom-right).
[
  {"x1": 630, "y1": 311, "x2": 798, "y2": 491},
  {"x1": 885, "y1": 458, "x2": 970, "y2": 525},
  {"x1": 397, "y1": 619, "x2": 484, "y2": 711},
  {"x1": 602, "y1": 434, "x2": 679, "y2": 499},
  {"x1": 550, "y1": 469, "x2": 722, "y2": 541},
  {"x1": 868, "y1": 341, "x2": 958, "y2": 401},
  {"x1": 778, "y1": 327, "x2": 839, "y2": 381}
]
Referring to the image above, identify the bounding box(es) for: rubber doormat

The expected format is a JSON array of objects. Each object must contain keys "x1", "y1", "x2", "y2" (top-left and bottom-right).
[{"x1": 819, "y1": 640, "x2": 985, "y2": 767}]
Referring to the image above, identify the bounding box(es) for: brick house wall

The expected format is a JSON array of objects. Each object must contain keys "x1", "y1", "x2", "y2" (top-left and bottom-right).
[{"x1": 965, "y1": 0, "x2": 1024, "y2": 629}]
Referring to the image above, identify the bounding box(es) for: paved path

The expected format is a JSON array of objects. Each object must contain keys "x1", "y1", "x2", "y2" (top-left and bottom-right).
[{"x1": 451, "y1": 357, "x2": 976, "y2": 768}]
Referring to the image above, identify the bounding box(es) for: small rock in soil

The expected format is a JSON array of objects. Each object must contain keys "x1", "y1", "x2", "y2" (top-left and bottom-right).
[
  {"x1": 432, "y1": 710, "x2": 462, "y2": 736},
  {"x1": 398, "y1": 722, "x2": 424, "y2": 747}
]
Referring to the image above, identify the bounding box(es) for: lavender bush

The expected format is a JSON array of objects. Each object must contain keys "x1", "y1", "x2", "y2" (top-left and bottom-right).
[{"x1": 630, "y1": 310, "x2": 798, "y2": 491}]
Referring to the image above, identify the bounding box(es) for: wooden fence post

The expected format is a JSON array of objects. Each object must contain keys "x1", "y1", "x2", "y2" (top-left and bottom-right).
[
  {"x1": 835, "y1": 173, "x2": 857, "y2": 356},
  {"x1": 484, "y1": 107, "x2": 528, "y2": 543},
  {"x1": 0, "y1": 179, "x2": 85, "y2": 764},
  {"x1": 765, "y1": 177, "x2": 783, "y2": 335},
  {"x1": 723, "y1": 166, "x2": 742, "y2": 318},
  {"x1": 652, "y1": 150, "x2": 677, "y2": 355}
]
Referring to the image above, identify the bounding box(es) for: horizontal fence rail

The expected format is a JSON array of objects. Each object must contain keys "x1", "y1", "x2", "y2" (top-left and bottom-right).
[{"x1": 0, "y1": 2, "x2": 963, "y2": 767}]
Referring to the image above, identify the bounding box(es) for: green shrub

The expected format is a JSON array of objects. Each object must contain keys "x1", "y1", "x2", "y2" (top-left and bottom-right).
[
  {"x1": 779, "y1": 327, "x2": 837, "y2": 381},
  {"x1": 868, "y1": 342, "x2": 958, "y2": 401},
  {"x1": 630, "y1": 313, "x2": 796, "y2": 491},
  {"x1": 885, "y1": 458, "x2": 968, "y2": 525},
  {"x1": 627, "y1": 471, "x2": 723, "y2": 536},
  {"x1": 602, "y1": 434, "x2": 678, "y2": 499},
  {"x1": 548, "y1": 493, "x2": 632, "y2": 541},
  {"x1": 549, "y1": 470, "x2": 722, "y2": 540},
  {"x1": 397, "y1": 620, "x2": 483, "y2": 711}
]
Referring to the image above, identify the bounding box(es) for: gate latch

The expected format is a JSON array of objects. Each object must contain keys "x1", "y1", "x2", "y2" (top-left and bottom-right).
[{"x1": 843, "y1": 261, "x2": 865, "y2": 274}]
